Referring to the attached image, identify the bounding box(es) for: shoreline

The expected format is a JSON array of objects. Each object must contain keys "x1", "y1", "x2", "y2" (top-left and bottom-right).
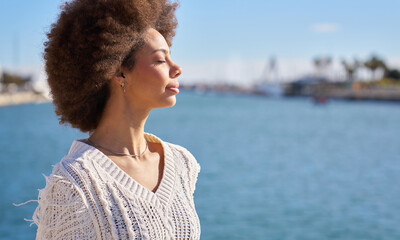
[
  {"x1": 0, "y1": 92, "x2": 49, "y2": 107},
  {"x1": 180, "y1": 82, "x2": 400, "y2": 102},
  {"x1": 1, "y1": 84, "x2": 400, "y2": 107}
]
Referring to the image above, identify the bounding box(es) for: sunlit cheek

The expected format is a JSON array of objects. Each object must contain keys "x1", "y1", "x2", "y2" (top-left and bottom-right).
[{"x1": 150, "y1": 72, "x2": 169, "y2": 88}]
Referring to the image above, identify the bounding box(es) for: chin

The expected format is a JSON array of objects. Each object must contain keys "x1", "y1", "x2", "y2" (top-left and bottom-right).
[
  {"x1": 155, "y1": 96, "x2": 177, "y2": 109},
  {"x1": 166, "y1": 97, "x2": 177, "y2": 107}
]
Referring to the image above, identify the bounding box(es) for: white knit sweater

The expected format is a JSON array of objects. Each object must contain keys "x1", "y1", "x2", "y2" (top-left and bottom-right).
[{"x1": 33, "y1": 133, "x2": 201, "y2": 239}]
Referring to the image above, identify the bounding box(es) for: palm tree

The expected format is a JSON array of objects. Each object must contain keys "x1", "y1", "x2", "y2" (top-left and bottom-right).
[
  {"x1": 341, "y1": 59, "x2": 360, "y2": 82},
  {"x1": 384, "y1": 69, "x2": 400, "y2": 80},
  {"x1": 313, "y1": 56, "x2": 332, "y2": 79},
  {"x1": 364, "y1": 55, "x2": 387, "y2": 80}
]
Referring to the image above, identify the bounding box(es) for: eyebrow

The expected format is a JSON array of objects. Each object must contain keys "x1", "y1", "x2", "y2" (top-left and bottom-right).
[{"x1": 151, "y1": 48, "x2": 170, "y2": 55}]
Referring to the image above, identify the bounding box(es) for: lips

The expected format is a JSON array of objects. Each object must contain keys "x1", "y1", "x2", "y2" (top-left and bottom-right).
[{"x1": 166, "y1": 83, "x2": 180, "y2": 94}]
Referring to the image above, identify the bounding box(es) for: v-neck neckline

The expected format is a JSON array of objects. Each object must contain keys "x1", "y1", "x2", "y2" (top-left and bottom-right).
[{"x1": 71, "y1": 133, "x2": 176, "y2": 206}]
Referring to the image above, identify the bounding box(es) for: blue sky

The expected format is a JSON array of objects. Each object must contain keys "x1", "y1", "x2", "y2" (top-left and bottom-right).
[
  {"x1": 0, "y1": 0, "x2": 399, "y2": 83},
  {"x1": 174, "y1": 0, "x2": 400, "y2": 60}
]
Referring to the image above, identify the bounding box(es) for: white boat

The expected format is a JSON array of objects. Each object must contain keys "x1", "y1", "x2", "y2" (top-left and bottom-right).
[
  {"x1": 253, "y1": 57, "x2": 283, "y2": 97},
  {"x1": 254, "y1": 82, "x2": 283, "y2": 97}
]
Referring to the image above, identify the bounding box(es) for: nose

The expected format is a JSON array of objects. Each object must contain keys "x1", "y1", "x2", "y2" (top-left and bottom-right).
[{"x1": 170, "y1": 62, "x2": 182, "y2": 78}]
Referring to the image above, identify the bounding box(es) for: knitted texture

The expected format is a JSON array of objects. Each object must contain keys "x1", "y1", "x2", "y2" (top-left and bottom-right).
[{"x1": 33, "y1": 133, "x2": 201, "y2": 239}]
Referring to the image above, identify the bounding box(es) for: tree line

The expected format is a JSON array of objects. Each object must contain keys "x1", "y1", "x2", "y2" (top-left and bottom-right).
[{"x1": 314, "y1": 55, "x2": 400, "y2": 82}]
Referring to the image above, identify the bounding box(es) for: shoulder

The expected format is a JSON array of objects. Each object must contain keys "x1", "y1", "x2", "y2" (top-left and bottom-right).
[
  {"x1": 46, "y1": 140, "x2": 101, "y2": 190},
  {"x1": 166, "y1": 142, "x2": 199, "y2": 167},
  {"x1": 38, "y1": 160, "x2": 86, "y2": 205},
  {"x1": 147, "y1": 133, "x2": 201, "y2": 187},
  {"x1": 59, "y1": 139, "x2": 106, "y2": 173},
  {"x1": 40, "y1": 154, "x2": 89, "y2": 202},
  {"x1": 164, "y1": 142, "x2": 201, "y2": 195},
  {"x1": 34, "y1": 160, "x2": 98, "y2": 239},
  {"x1": 166, "y1": 142, "x2": 196, "y2": 159}
]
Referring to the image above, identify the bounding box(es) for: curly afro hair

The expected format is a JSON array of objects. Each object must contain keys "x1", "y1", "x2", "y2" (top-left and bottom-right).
[{"x1": 45, "y1": 0, "x2": 179, "y2": 132}]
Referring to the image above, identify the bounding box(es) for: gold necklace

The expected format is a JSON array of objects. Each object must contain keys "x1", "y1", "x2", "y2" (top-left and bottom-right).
[{"x1": 87, "y1": 139, "x2": 148, "y2": 158}]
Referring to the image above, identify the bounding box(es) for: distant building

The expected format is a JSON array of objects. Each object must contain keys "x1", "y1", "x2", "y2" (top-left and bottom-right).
[
  {"x1": 1, "y1": 72, "x2": 33, "y2": 93},
  {"x1": 285, "y1": 75, "x2": 329, "y2": 96}
]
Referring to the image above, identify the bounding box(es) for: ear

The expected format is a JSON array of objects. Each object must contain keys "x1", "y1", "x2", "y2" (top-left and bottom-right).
[{"x1": 111, "y1": 68, "x2": 126, "y2": 85}]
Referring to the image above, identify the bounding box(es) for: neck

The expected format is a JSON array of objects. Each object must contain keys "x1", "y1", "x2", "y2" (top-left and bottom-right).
[{"x1": 89, "y1": 95, "x2": 151, "y2": 157}]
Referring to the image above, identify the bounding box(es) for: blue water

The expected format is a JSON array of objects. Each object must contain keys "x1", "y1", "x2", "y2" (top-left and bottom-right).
[{"x1": 1, "y1": 92, "x2": 399, "y2": 239}]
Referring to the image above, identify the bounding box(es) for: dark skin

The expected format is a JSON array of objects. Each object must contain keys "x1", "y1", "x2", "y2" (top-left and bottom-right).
[
  {"x1": 86, "y1": 28, "x2": 182, "y2": 193},
  {"x1": 108, "y1": 142, "x2": 165, "y2": 193},
  {"x1": 82, "y1": 139, "x2": 165, "y2": 193}
]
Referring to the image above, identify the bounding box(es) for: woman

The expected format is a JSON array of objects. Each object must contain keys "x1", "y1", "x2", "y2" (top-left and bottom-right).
[{"x1": 33, "y1": 0, "x2": 201, "y2": 239}]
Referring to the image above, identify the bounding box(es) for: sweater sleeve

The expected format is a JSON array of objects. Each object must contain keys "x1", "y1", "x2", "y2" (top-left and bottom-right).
[
  {"x1": 185, "y1": 150, "x2": 201, "y2": 195},
  {"x1": 33, "y1": 165, "x2": 97, "y2": 240},
  {"x1": 174, "y1": 146, "x2": 201, "y2": 196}
]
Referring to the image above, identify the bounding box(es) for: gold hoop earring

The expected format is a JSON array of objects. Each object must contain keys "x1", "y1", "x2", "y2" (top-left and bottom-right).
[{"x1": 121, "y1": 81, "x2": 126, "y2": 93}]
